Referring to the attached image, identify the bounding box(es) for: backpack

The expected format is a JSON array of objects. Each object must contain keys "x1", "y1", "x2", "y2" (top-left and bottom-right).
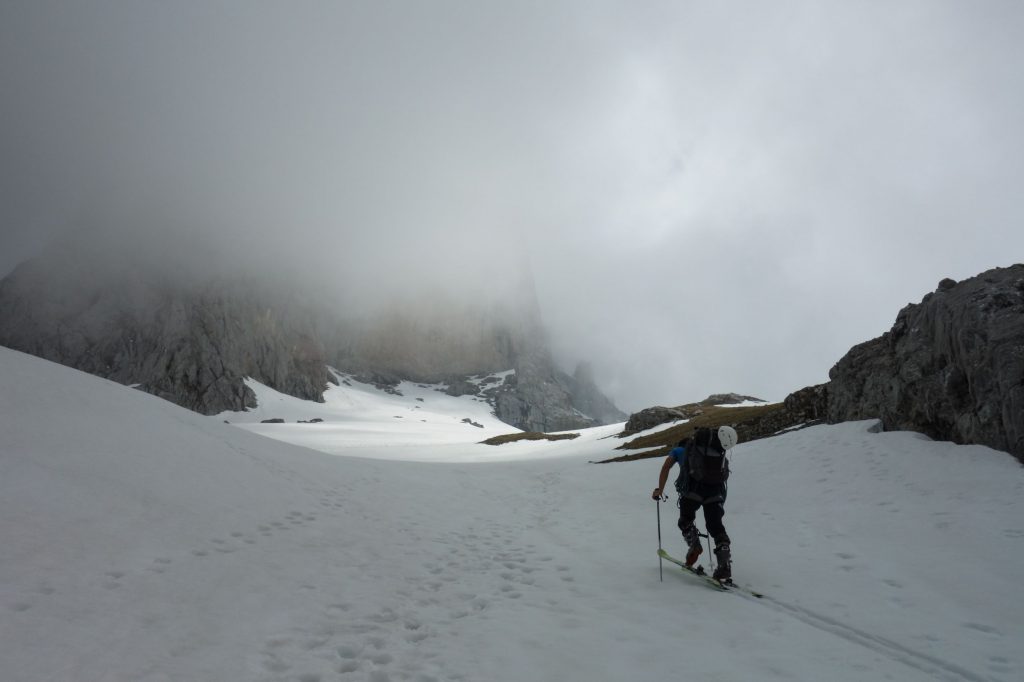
[{"x1": 686, "y1": 426, "x2": 729, "y2": 484}]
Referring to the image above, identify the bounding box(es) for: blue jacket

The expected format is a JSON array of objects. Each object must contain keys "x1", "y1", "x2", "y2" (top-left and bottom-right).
[{"x1": 669, "y1": 446, "x2": 690, "y2": 490}]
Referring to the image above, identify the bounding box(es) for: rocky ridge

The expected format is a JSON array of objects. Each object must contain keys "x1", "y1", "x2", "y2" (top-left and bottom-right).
[
  {"x1": 614, "y1": 264, "x2": 1024, "y2": 464},
  {"x1": 620, "y1": 394, "x2": 768, "y2": 436}
]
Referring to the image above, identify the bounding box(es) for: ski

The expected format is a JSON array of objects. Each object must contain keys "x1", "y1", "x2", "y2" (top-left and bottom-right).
[
  {"x1": 657, "y1": 548, "x2": 728, "y2": 591},
  {"x1": 657, "y1": 549, "x2": 764, "y2": 598}
]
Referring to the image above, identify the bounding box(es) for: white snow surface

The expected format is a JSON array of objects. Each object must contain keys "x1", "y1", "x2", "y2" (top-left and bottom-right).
[
  {"x1": 2, "y1": 345, "x2": 1023, "y2": 682},
  {"x1": 217, "y1": 373, "x2": 533, "y2": 463}
]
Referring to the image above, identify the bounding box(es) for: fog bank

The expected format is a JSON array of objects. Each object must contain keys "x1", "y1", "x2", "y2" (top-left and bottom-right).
[{"x1": 3, "y1": 2, "x2": 1024, "y2": 410}]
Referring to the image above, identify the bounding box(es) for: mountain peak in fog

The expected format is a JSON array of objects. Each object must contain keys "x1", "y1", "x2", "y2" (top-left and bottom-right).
[{"x1": 0, "y1": 227, "x2": 624, "y2": 430}]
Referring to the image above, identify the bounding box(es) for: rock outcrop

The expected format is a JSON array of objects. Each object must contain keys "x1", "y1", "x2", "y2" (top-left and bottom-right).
[
  {"x1": 700, "y1": 393, "x2": 764, "y2": 406},
  {"x1": 621, "y1": 406, "x2": 689, "y2": 436},
  {"x1": 827, "y1": 265, "x2": 1024, "y2": 461},
  {"x1": 784, "y1": 384, "x2": 828, "y2": 424},
  {"x1": 492, "y1": 348, "x2": 607, "y2": 433},
  {"x1": 620, "y1": 393, "x2": 767, "y2": 437}
]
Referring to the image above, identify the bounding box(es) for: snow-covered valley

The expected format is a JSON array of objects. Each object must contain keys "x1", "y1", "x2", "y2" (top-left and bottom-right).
[{"x1": 2, "y1": 346, "x2": 1022, "y2": 682}]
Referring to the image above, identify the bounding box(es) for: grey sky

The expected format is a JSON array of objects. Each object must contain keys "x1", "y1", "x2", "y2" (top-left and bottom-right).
[{"x1": 2, "y1": 1, "x2": 1023, "y2": 412}]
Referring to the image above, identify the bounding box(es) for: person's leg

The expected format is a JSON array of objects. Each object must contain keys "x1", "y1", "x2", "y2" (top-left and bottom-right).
[
  {"x1": 702, "y1": 500, "x2": 729, "y2": 546},
  {"x1": 703, "y1": 500, "x2": 732, "y2": 580},
  {"x1": 677, "y1": 497, "x2": 703, "y2": 565},
  {"x1": 677, "y1": 497, "x2": 700, "y2": 540}
]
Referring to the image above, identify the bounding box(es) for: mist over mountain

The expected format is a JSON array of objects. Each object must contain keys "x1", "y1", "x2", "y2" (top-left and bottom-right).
[
  {"x1": 0, "y1": 225, "x2": 624, "y2": 431},
  {"x1": 4, "y1": 3, "x2": 1024, "y2": 410}
]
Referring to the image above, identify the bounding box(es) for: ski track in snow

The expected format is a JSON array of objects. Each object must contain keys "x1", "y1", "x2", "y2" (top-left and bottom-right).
[
  {"x1": 657, "y1": 554, "x2": 1000, "y2": 682},
  {"x1": 746, "y1": 591, "x2": 993, "y2": 682}
]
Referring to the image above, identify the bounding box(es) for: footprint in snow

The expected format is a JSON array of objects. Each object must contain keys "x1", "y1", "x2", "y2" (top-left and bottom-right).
[
  {"x1": 987, "y1": 655, "x2": 1013, "y2": 673},
  {"x1": 337, "y1": 658, "x2": 361, "y2": 674},
  {"x1": 103, "y1": 571, "x2": 125, "y2": 589},
  {"x1": 962, "y1": 621, "x2": 1001, "y2": 635}
]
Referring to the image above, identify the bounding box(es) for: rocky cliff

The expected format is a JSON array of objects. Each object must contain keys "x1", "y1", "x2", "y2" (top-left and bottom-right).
[
  {"x1": 827, "y1": 265, "x2": 1024, "y2": 461},
  {"x1": 0, "y1": 235, "x2": 624, "y2": 430},
  {"x1": 0, "y1": 252, "x2": 333, "y2": 414},
  {"x1": 490, "y1": 353, "x2": 620, "y2": 433}
]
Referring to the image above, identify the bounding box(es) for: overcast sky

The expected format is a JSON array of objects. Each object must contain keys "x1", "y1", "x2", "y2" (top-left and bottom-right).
[{"x1": 2, "y1": 1, "x2": 1023, "y2": 412}]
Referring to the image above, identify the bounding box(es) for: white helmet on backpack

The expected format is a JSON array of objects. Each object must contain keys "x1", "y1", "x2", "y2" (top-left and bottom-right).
[{"x1": 718, "y1": 425, "x2": 739, "y2": 451}]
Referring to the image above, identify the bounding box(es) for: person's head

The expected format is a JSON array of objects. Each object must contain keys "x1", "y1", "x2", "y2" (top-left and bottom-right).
[{"x1": 677, "y1": 439, "x2": 687, "y2": 448}]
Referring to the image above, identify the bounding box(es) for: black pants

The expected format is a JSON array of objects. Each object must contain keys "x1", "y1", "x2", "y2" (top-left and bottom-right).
[{"x1": 677, "y1": 496, "x2": 730, "y2": 547}]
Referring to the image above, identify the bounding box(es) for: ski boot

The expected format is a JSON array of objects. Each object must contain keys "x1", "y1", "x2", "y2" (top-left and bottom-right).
[
  {"x1": 685, "y1": 541, "x2": 703, "y2": 567},
  {"x1": 712, "y1": 543, "x2": 732, "y2": 582},
  {"x1": 681, "y1": 525, "x2": 703, "y2": 567}
]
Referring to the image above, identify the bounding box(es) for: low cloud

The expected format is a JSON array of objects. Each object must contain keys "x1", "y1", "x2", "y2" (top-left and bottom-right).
[{"x1": 3, "y1": 1, "x2": 1023, "y2": 411}]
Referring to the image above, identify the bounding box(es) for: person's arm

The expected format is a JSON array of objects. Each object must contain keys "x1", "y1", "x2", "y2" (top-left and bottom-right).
[{"x1": 652, "y1": 455, "x2": 675, "y2": 499}]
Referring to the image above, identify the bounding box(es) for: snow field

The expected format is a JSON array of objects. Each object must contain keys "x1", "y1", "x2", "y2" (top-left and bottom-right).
[
  {"x1": 221, "y1": 373, "x2": 527, "y2": 459},
  {"x1": 1, "y1": 346, "x2": 1022, "y2": 681}
]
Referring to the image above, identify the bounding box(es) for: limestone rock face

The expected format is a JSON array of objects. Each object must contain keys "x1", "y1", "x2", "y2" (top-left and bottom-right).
[
  {"x1": 564, "y1": 362, "x2": 628, "y2": 426},
  {"x1": 492, "y1": 347, "x2": 598, "y2": 433},
  {"x1": 0, "y1": 255, "x2": 333, "y2": 414},
  {"x1": 827, "y1": 264, "x2": 1024, "y2": 461},
  {"x1": 784, "y1": 384, "x2": 829, "y2": 424}
]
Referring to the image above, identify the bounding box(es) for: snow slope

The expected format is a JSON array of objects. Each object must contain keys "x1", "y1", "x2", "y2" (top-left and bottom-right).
[
  {"x1": 2, "y1": 346, "x2": 1022, "y2": 682},
  {"x1": 218, "y1": 373, "x2": 528, "y2": 462}
]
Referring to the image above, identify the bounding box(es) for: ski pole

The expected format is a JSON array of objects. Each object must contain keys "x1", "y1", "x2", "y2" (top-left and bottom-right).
[
  {"x1": 656, "y1": 498, "x2": 663, "y2": 582},
  {"x1": 702, "y1": 532, "x2": 715, "y2": 574}
]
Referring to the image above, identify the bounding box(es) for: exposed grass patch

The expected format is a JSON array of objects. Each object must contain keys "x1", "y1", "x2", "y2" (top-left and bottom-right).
[
  {"x1": 481, "y1": 431, "x2": 581, "y2": 446},
  {"x1": 599, "y1": 403, "x2": 784, "y2": 463}
]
